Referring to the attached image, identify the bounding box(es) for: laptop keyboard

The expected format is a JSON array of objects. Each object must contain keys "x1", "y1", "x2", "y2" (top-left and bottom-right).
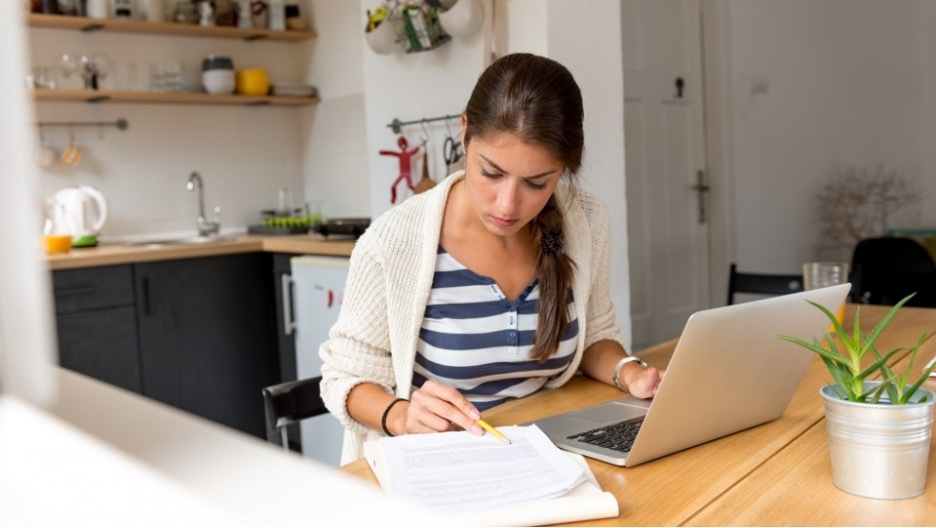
[{"x1": 567, "y1": 419, "x2": 644, "y2": 454}]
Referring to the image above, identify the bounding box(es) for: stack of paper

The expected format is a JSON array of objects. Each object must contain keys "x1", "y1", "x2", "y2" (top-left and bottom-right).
[{"x1": 364, "y1": 425, "x2": 619, "y2": 526}]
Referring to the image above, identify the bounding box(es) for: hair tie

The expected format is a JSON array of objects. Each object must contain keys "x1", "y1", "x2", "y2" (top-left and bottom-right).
[{"x1": 541, "y1": 231, "x2": 564, "y2": 255}]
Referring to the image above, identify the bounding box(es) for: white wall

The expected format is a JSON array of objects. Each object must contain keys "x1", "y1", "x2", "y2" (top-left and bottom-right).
[
  {"x1": 300, "y1": 0, "x2": 370, "y2": 219},
  {"x1": 542, "y1": 0, "x2": 631, "y2": 345},
  {"x1": 725, "y1": 0, "x2": 933, "y2": 272}
]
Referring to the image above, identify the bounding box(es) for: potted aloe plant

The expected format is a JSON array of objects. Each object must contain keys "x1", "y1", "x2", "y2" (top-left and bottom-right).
[{"x1": 778, "y1": 293, "x2": 936, "y2": 499}]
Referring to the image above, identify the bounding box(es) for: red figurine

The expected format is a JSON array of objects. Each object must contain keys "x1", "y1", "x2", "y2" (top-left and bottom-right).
[{"x1": 380, "y1": 135, "x2": 420, "y2": 204}]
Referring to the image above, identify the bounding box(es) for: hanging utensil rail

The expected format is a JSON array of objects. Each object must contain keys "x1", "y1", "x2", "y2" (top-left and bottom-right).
[
  {"x1": 387, "y1": 113, "x2": 459, "y2": 134},
  {"x1": 36, "y1": 118, "x2": 129, "y2": 130}
]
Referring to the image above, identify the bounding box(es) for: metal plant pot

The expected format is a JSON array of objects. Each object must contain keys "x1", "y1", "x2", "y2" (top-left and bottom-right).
[{"x1": 821, "y1": 382, "x2": 935, "y2": 499}]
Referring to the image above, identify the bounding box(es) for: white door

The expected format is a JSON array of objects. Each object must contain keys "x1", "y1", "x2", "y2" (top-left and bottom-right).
[{"x1": 623, "y1": 0, "x2": 710, "y2": 349}]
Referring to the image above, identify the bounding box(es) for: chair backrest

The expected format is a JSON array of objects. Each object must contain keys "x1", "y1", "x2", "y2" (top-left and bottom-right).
[
  {"x1": 851, "y1": 237, "x2": 936, "y2": 306},
  {"x1": 727, "y1": 263, "x2": 804, "y2": 305},
  {"x1": 261, "y1": 376, "x2": 329, "y2": 450}
]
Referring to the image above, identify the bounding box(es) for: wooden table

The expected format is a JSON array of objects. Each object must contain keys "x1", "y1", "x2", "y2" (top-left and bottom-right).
[{"x1": 341, "y1": 305, "x2": 936, "y2": 526}]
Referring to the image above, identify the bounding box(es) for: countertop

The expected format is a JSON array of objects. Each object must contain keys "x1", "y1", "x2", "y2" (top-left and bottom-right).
[{"x1": 44, "y1": 234, "x2": 356, "y2": 271}]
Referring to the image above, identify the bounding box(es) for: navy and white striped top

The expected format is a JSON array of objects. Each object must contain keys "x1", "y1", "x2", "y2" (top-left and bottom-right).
[{"x1": 413, "y1": 246, "x2": 578, "y2": 411}]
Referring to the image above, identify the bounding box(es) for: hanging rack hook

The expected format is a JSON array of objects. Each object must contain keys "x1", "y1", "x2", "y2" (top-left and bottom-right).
[{"x1": 419, "y1": 118, "x2": 431, "y2": 145}]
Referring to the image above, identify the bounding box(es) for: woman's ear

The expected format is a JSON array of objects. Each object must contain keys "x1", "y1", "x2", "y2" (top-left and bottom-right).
[{"x1": 460, "y1": 114, "x2": 468, "y2": 147}]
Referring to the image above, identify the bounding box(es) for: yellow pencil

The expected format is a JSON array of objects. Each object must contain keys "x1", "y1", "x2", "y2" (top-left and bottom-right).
[{"x1": 476, "y1": 418, "x2": 511, "y2": 444}]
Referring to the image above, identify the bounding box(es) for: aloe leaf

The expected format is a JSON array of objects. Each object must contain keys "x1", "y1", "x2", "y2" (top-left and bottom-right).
[
  {"x1": 807, "y1": 299, "x2": 853, "y2": 350},
  {"x1": 857, "y1": 347, "x2": 903, "y2": 381},
  {"x1": 778, "y1": 335, "x2": 850, "y2": 369},
  {"x1": 823, "y1": 358, "x2": 855, "y2": 397},
  {"x1": 857, "y1": 293, "x2": 915, "y2": 357},
  {"x1": 899, "y1": 347, "x2": 936, "y2": 404}
]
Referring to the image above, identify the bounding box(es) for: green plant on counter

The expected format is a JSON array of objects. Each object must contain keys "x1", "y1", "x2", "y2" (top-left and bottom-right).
[{"x1": 777, "y1": 293, "x2": 935, "y2": 404}]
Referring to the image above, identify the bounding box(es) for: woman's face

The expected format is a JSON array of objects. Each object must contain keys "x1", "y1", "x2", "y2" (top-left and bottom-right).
[{"x1": 462, "y1": 131, "x2": 564, "y2": 238}]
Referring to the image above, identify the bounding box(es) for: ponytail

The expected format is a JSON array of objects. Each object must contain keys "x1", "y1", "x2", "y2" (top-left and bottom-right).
[{"x1": 530, "y1": 196, "x2": 576, "y2": 363}]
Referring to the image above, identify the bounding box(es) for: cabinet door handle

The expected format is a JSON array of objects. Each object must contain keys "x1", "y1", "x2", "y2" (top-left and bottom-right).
[
  {"x1": 141, "y1": 276, "x2": 151, "y2": 316},
  {"x1": 54, "y1": 284, "x2": 96, "y2": 297},
  {"x1": 281, "y1": 273, "x2": 296, "y2": 336}
]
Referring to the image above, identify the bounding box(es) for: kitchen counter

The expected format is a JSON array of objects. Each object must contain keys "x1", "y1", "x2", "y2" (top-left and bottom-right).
[{"x1": 45, "y1": 235, "x2": 356, "y2": 271}]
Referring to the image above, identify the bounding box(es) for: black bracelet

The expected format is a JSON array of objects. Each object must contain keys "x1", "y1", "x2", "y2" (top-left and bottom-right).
[{"x1": 381, "y1": 397, "x2": 408, "y2": 437}]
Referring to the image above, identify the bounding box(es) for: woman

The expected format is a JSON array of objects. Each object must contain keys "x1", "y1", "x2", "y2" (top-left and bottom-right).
[{"x1": 320, "y1": 53, "x2": 662, "y2": 464}]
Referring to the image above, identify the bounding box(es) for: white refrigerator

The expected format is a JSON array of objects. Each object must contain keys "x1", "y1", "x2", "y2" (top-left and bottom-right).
[{"x1": 290, "y1": 255, "x2": 349, "y2": 467}]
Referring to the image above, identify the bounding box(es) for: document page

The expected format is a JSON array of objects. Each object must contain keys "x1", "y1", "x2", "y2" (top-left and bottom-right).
[{"x1": 376, "y1": 425, "x2": 585, "y2": 512}]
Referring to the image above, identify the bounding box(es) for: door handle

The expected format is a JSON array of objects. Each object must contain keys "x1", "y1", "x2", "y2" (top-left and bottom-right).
[
  {"x1": 281, "y1": 272, "x2": 296, "y2": 336},
  {"x1": 689, "y1": 170, "x2": 710, "y2": 225},
  {"x1": 141, "y1": 276, "x2": 151, "y2": 316}
]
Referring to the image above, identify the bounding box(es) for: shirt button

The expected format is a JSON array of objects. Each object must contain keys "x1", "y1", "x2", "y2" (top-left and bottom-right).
[{"x1": 509, "y1": 331, "x2": 517, "y2": 338}]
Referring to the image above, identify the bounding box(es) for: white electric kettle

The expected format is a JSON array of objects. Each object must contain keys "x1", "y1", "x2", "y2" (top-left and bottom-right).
[{"x1": 49, "y1": 185, "x2": 108, "y2": 247}]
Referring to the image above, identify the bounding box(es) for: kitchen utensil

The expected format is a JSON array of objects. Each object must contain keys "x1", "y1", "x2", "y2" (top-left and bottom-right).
[
  {"x1": 202, "y1": 56, "x2": 235, "y2": 94},
  {"x1": 196, "y1": 0, "x2": 216, "y2": 26},
  {"x1": 365, "y1": 10, "x2": 403, "y2": 55},
  {"x1": 86, "y1": 0, "x2": 108, "y2": 18},
  {"x1": 49, "y1": 185, "x2": 108, "y2": 247},
  {"x1": 438, "y1": 0, "x2": 483, "y2": 38},
  {"x1": 58, "y1": 139, "x2": 82, "y2": 167},
  {"x1": 236, "y1": 68, "x2": 270, "y2": 95},
  {"x1": 312, "y1": 218, "x2": 371, "y2": 239},
  {"x1": 42, "y1": 202, "x2": 72, "y2": 255},
  {"x1": 35, "y1": 135, "x2": 57, "y2": 169},
  {"x1": 413, "y1": 148, "x2": 436, "y2": 195}
]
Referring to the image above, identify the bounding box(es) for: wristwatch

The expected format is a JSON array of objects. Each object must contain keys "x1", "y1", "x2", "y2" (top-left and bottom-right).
[{"x1": 611, "y1": 356, "x2": 649, "y2": 392}]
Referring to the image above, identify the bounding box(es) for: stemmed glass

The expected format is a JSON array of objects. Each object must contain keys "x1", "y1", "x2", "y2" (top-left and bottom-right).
[{"x1": 59, "y1": 52, "x2": 81, "y2": 89}]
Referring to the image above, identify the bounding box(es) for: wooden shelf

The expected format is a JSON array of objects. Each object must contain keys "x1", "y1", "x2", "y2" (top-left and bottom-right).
[
  {"x1": 26, "y1": 13, "x2": 316, "y2": 42},
  {"x1": 33, "y1": 89, "x2": 319, "y2": 107}
]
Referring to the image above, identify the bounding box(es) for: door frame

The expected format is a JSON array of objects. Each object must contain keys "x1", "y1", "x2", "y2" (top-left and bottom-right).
[{"x1": 700, "y1": 0, "x2": 734, "y2": 306}]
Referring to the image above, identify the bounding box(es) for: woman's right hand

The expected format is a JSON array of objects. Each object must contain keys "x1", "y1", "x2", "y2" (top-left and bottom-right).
[{"x1": 390, "y1": 380, "x2": 485, "y2": 436}]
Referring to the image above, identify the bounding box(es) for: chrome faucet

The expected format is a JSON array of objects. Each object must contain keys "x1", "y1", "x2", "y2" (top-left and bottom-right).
[{"x1": 186, "y1": 171, "x2": 221, "y2": 237}]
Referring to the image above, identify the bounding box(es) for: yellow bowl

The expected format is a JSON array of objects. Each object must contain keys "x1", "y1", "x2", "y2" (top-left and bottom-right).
[{"x1": 236, "y1": 68, "x2": 270, "y2": 96}]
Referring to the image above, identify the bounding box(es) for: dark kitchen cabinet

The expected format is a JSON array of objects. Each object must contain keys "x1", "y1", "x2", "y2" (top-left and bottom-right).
[
  {"x1": 134, "y1": 253, "x2": 279, "y2": 438},
  {"x1": 52, "y1": 265, "x2": 143, "y2": 394}
]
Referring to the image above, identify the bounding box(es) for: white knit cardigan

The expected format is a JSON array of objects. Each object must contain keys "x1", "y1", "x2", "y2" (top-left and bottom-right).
[{"x1": 319, "y1": 171, "x2": 624, "y2": 463}]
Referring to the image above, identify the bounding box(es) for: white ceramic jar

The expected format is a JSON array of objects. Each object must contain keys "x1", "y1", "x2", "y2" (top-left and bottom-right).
[{"x1": 86, "y1": 0, "x2": 109, "y2": 19}]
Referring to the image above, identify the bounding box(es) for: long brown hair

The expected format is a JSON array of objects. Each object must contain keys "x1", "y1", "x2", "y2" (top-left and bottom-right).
[{"x1": 463, "y1": 53, "x2": 584, "y2": 362}]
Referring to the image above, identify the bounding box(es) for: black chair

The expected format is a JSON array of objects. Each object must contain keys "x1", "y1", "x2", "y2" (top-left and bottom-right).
[
  {"x1": 261, "y1": 376, "x2": 329, "y2": 450},
  {"x1": 851, "y1": 237, "x2": 936, "y2": 307},
  {"x1": 727, "y1": 262, "x2": 804, "y2": 305}
]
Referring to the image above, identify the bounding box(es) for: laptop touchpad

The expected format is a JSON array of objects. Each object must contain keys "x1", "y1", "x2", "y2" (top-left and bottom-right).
[{"x1": 576, "y1": 401, "x2": 647, "y2": 424}]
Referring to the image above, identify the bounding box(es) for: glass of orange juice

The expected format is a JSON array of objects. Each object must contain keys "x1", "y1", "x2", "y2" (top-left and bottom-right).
[
  {"x1": 42, "y1": 202, "x2": 73, "y2": 255},
  {"x1": 803, "y1": 261, "x2": 849, "y2": 324}
]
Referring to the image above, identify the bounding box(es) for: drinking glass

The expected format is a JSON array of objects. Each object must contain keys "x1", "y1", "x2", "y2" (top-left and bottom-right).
[{"x1": 803, "y1": 261, "x2": 849, "y2": 324}]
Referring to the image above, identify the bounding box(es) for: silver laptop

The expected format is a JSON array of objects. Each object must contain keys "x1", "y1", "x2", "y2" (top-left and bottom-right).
[{"x1": 532, "y1": 283, "x2": 850, "y2": 467}]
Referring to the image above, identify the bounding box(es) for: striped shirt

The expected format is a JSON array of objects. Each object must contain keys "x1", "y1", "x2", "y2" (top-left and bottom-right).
[{"x1": 413, "y1": 246, "x2": 579, "y2": 411}]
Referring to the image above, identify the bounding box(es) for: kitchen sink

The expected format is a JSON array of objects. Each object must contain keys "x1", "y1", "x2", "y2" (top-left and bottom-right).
[{"x1": 123, "y1": 235, "x2": 238, "y2": 247}]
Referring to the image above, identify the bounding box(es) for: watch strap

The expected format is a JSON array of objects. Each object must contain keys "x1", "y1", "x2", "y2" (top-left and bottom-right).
[{"x1": 611, "y1": 356, "x2": 649, "y2": 392}]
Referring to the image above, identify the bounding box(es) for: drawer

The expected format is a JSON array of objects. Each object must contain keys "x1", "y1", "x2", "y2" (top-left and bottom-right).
[{"x1": 52, "y1": 264, "x2": 135, "y2": 314}]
